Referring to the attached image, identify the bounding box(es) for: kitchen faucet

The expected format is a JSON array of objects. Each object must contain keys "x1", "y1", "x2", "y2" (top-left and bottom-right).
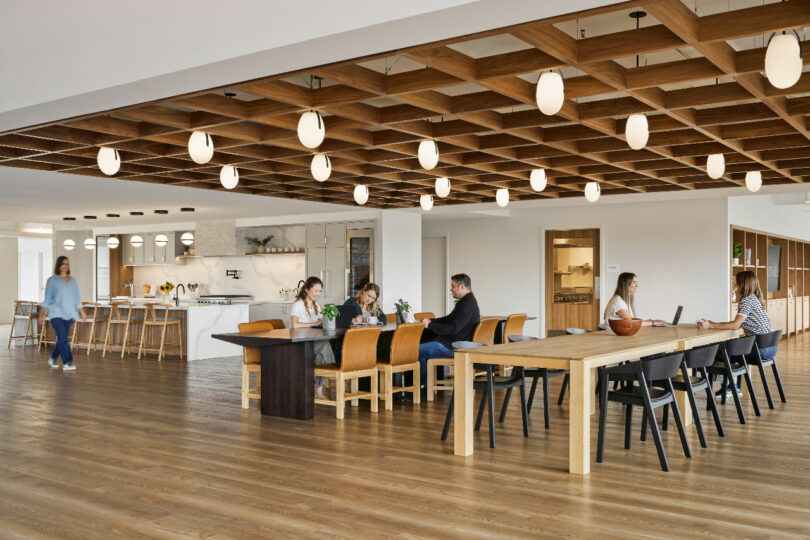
[
  {"x1": 174, "y1": 283, "x2": 186, "y2": 307},
  {"x1": 124, "y1": 280, "x2": 134, "y2": 298}
]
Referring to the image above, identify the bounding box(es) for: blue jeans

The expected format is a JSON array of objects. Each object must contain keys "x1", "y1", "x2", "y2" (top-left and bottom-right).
[
  {"x1": 50, "y1": 317, "x2": 74, "y2": 366},
  {"x1": 418, "y1": 341, "x2": 454, "y2": 385}
]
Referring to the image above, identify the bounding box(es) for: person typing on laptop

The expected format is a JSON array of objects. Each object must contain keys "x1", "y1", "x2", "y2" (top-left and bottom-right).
[{"x1": 604, "y1": 272, "x2": 670, "y2": 330}]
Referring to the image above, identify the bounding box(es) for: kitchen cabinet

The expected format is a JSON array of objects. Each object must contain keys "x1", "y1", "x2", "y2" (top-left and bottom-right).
[
  {"x1": 122, "y1": 232, "x2": 181, "y2": 265},
  {"x1": 144, "y1": 233, "x2": 155, "y2": 265},
  {"x1": 122, "y1": 235, "x2": 134, "y2": 265},
  {"x1": 306, "y1": 223, "x2": 347, "y2": 306},
  {"x1": 249, "y1": 302, "x2": 292, "y2": 324},
  {"x1": 154, "y1": 232, "x2": 175, "y2": 264},
  {"x1": 306, "y1": 223, "x2": 345, "y2": 248},
  {"x1": 767, "y1": 299, "x2": 786, "y2": 334}
]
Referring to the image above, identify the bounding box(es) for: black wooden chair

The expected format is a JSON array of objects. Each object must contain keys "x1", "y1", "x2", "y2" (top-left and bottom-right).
[
  {"x1": 706, "y1": 335, "x2": 760, "y2": 424},
  {"x1": 441, "y1": 341, "x2": 529, "y2": 448},
  {"x1": 504, "y1": 335, "x2": 567, "y2": 429},
  {"x1": 744, "y1": 330, "x2": 785, "y2": 409},
  {"x1": 596, "y1": 352, "x2": 691, "y2": 472}
]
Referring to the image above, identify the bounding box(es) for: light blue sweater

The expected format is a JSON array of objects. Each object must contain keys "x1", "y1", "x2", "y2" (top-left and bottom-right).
[{"x1": 42, "y1": 275, "x2": 82, "y2": 321}]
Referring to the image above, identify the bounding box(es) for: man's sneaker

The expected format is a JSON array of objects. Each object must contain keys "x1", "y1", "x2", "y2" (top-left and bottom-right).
[
  {"x1": 63, "y1": 364, "x2": 76, "y2": 372},
  {"x1": 735, "y1": 385, "x2": 743, "y2": 397},
  {"x1": 48, "y1": 358, "x2": 59, "y2": 368}
]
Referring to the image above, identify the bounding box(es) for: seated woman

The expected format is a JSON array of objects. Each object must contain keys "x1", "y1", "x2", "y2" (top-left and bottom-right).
[
  {"x1": 290, "y1": 276, "x2": 335, "y2": 399},
  {"x1": 343, "y1": 283, "x2": 385, "y2": 325},
  {"x1": 604, "y1": 272, "x2": 668, "y2": 329}
]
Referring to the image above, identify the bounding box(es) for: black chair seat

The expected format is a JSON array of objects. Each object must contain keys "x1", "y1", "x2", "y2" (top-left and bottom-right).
[
  {"x1": 746, "y1": 330, "x2": 786, "y2": 409},
  {"x1": 611, "y1": 385, "x2": 672, "y2": 404},
  {"x1": 706, "y1": 335, "x2": 760, "y2": 423}
]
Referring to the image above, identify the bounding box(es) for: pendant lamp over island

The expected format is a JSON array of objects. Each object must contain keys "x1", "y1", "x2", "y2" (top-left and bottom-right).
[
  {"x1": 188, "y1": 131, "x2": 214, "y2": 164},
  {"x1": 106, "y1": 237, "x2": 120, "y2": 249},
  {"x1": 63, "y1": 238, "x2": 76, "y2": 251}
]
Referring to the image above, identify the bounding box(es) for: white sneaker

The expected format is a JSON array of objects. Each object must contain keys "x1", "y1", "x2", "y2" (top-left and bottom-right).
[
  {"x1": 63, "y1": 364, "x2": 76, "y2": 372},
  {"x1": 48, "y1": 358, "x2": 59, "y2": 368}
]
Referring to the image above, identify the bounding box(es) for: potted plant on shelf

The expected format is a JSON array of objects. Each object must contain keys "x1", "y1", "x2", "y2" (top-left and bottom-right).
[
  {"x1": 321, "y1": 303, "x2": 339, "y2": 333},
  {"x1": 732, "y1": 243, "x2": 742, "y2": 266},
  {"x1": 246, "y1": 235, "x2": 274, "y2": 253},
  {"x1": 394, "y1": 298, "x2": 413, "y2": 324}
]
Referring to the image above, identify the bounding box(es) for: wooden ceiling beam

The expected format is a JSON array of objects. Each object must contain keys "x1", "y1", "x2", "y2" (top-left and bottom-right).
[{"x1": 698, "y1": 0, "x2": 810, "y2": 43}]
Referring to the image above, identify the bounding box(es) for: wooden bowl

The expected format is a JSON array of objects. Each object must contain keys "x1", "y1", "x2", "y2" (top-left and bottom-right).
[{"x1": 608, "y1": 318, "x2": 643, "y2": 336}]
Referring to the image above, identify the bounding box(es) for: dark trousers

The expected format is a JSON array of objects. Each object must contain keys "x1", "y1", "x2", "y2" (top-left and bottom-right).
[{"x1": 50, "y1": 317, "x2": 74, "y2": 366}]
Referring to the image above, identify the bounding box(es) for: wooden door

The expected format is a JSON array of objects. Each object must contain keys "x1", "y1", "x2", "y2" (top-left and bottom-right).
[{"x1": 545, "y1": 229, "x2": 600, "y2": 334}]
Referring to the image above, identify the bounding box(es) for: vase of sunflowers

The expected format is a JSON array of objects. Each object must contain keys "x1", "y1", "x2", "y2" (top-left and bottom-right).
[{"x1": 158, "y1": 281, "x2": 175, "y2": 304}]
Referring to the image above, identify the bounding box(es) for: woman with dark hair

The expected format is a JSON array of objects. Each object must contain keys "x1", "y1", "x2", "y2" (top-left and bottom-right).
[
  {"x1": 290, "y1": 276, "x2": 335, "y2": 398},
  {"x1": 343, "y1": 282, "x2": 385, "y2": 325},
  {"x1": 603, "y1": 272, "x2": 667, "y2": 329},
  {"x1": 38, "y1": 256, "x2": 86, "y2": 372}
]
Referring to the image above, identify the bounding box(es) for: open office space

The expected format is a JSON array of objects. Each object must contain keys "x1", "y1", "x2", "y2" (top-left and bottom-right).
[{"x1": 1, "y1": 1, "x2": 809, "y2": 537}]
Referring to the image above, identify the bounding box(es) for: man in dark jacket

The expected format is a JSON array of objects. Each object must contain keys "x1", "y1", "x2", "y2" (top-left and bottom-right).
[{"x1": 418, "y1": 273, "x2": 480, "y2": 388}]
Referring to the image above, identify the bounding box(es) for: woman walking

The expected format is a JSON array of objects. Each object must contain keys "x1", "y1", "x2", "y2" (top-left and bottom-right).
[{"x1": 38, "y1": 256, "x2": 86, "y2": 372}]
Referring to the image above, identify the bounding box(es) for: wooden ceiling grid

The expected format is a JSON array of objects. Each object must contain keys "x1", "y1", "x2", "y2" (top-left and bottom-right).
[{"x1": 1, "y1": 0, "x2": 809, "y2": 208}]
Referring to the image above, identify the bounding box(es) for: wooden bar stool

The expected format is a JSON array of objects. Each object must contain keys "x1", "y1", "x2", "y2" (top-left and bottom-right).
[
  {"x1": 138, "y1": 303, "x2": 184, "y2": 361},
  {"x1": 376, "y1": 322, "x2": 423, "y2": 410},
  {"x1": 8, "y1": 300, "x2": 38, "y2": 348},
  {"x1": 71, "y1": 302, "x2": 109, "y2": 354},
  {"x1": 238, "y1": 320, "x2": 276, "y2": 409},
  {"x1": 38, "y1": 317, "x2": 58, "y2": 352},
  {"x1": 102, "y1": 302, "x2": 144, "y2": 358}
]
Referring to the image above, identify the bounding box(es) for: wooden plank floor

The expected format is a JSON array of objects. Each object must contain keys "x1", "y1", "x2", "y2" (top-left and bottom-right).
[{"x1": 2, "y1": 327, "x2": 809, "y2": 538}]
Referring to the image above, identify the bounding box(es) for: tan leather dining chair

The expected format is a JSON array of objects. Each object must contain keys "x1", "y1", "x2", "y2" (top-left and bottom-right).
[
  {"x1": 315, "y1": 326, "x2": 381, "y2": 419},
  {"x1": 385, "y1": 313, "x2": 397, "y2": 324},
  {"x1": 376, "y1": 322, "x2": 423, "y2": 410},
  {"x1": 413, "y1": 312, "x2": 435, "y2": 320},
  {"x1": 237, "y1": 320, "x2": 276, "y2": 409},
  {"x1": 472, "y1": 316, "x2": 500, "y2": 346},
  {"x1": 502, "y1": 313, "x2": 527, "y2": 344},
  {"x1": 256, "y1": 319, "x2": 286, "y2": 329}
]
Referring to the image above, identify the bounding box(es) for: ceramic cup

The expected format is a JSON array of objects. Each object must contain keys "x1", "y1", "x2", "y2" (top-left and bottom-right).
[{"x1": 368, "y1": 316, "x2": 378, "y2": 325}]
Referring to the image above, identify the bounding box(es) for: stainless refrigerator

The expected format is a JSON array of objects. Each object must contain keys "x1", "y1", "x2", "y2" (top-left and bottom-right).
[{"x1": 346, "y1": 229, "x2": 374, "y2": 299}]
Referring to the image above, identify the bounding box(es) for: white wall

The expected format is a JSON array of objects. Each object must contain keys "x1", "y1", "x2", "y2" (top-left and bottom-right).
[
  {"x1": 18, "y1": 237, "x2": 52, "y2": 301},
  {"x1": 728, "y1": 194, "x2": 810, "y2": 241},
  {"x1": 0, "y1": 238, "x2": 19, "y2": 323},
  {"x1": 52, "y1": 230, "x2": 94, "y2": 300},
  {"x1": 423, "y1": 197, "x2": 729, "y2": 337},
  {"x1": 379, "y1": 211, "x2": 422, "y2": 314}
]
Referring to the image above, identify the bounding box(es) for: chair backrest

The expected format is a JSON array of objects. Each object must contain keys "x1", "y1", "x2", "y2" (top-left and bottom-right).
[
  {"x1": 109, "y1": 302, "x2": 135, "y2": 322},
  {"x1": 340, "y1": 326, "x2": 382, "y2": 372},
  {"x1": 385, "y1": 313, "x2": 397, "y2": 324},
  {"x1": 684, "y1": 343, "x2": 720, "y2": 369},
  {"x1": 471, "y1": 317, "x2": 500, "y2": 346},
  {"x1": 503, "y1": 313, "x2": 527, "y2": 343},
  {"x1": 755, "y1": 330, "x2": 781, "y2": 349},
  {"x1": 508, "y1": 335, "x2": 536, "y2": 343},
  {"x1": 452, "y1": 341, "x2": 485, "y2": 350},
  {"x1": 642, "y1": 352, "x2": 684, "y2": 381},
  {"x1": 256, "y1": 318, "x2": 286, "y2": 330},
  {"x1": 565, "y1": 327, "x2": 589, "y2": 335},
  {"x1": 238, "y1": 320, "x2": 276, "y2": 365},
  {"x1": 413, "y1": 312, "x2": 435, "y2": 320},
  {"x1": 388, "y1": 322, "x2": 424, "y2": 366},
  {"x1": 724, "y1": 334, "x2": 756, "y2": 357},
  {"x1": 81, "y1": 301, "x2": 100, "y2": 318},
  {"x1": 144, "y1": 303, "x2": 172, "y2": 323}
]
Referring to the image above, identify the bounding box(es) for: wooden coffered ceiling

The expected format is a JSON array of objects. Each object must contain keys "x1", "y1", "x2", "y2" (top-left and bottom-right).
[{"x1": 1, "y1": 0, "x2": 809, "y2": 209}]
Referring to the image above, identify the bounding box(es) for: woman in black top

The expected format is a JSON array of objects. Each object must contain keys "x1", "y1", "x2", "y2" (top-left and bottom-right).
[{"x1": 343, "y1": 283, "x2": 385, "y2": 325}]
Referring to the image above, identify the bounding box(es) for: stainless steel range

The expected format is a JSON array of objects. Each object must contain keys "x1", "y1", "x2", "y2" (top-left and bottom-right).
[{"x1": 197, "y1": 294, "x2": 251, "y2": 305}]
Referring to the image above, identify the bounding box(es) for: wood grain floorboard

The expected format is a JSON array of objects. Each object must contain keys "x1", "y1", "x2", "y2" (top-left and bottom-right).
[{"x1": 2, "y1": 326, "x2": 809, "y2": 539}]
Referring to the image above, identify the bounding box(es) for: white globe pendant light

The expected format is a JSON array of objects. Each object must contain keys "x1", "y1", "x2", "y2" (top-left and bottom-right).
[
  {"x1": 745, "y1": 171, "x2": 762, "y2": 192},
  {"x1": 706, "y1": 154, "x2": 725, "y2": 179},
  {"x1": 435, "y1": 177, "x2": 451, "y2": 198},
  {"x1": 495, "y1": 188, "x2": 510, "y2": 208},
  {"x1": 130, "y1": 235, "x2": 144, "y2": 248},
  {"x1": 97, "y1": 147, "x2": 121, "y2": 176},
  {"x1": 418, "y1": 140, "x2": 440, "y2": 170},
  {"x1": 220, "y1": 165, "x2": 239, "y2": 189},
  {"x1": 625, "y1": 114, "x2": 649, "y2": 150},
  {"x1": 530, "y1": 169, "x2": 547, "y2": 192},
  {"x1": 311, "y1": 153, "x2": 331, "y2": 182},
  {"x1": 297, "y1": 111, "x2": 325, "y2": 149},
  {"x1": 353, "y1": 184, "x2": 369, "y2": 205},
  {"x1": 584, "y1": 182, "x2": 601, "y2": 203},
  {"x1": 420, "y1": 194, "x2": 434, "y2": 211},
  {"x1": 155, "y1": 234, "x2": 168, "y2": 247},
  {"x1": 765, "y1": 33, "x2": 803, "y2": 89},
  {"x1": 188, "y1": 131, "x2": 214, "y2": 164},
  {"x1": 535, "y1": 72, "x2": 565, "y2": 116},
  {"x1": 106, "y1": 237, "x2": 119, "y2": 249},
  {"x1": 63, "y1": 238, "x2": 76, "y2": 251},
  {"x1": 84, "y1": 237, "x2": 96, "y2": 250},
  {"x1": 181, "y1": 232, "x2": 195, "y2": 246}
]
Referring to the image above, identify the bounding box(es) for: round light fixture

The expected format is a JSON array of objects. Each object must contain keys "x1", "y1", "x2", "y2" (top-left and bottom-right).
[
  {"x1": 706, "y1": 154, "x2": 725, "y2": 179},
  {"x1": 418, "y1": 140, "x2": 440, "y2": 170},
  {"x1": 745, "y1": 171, "x2": 762, "y2": 192},
  {"x1": 435, "y1": 177, "x2": 451, "y2": 198},
  {"x1": 625, "y1": 114, "x2": 649, "y2": 150},
  {"x1": 536, "y1": 72, "x2": 565, "y2": 116},
  {"x1": 84, "y1": 237, "x2": 96, "y2": 250},
  {"x1": 297, "y1": 111, "x2": 325, "y2": 148},
  {"x1": 530, "y1": 169, "x2": 547, "y2": 192},
  {"x1": 155, "y1": 234, "x2": 168, "y2": 247},
  {"x1": 130, "y1": 235, "x2": 144, "y2": 248},
  {"x1": 220, "y1": 165, "x2": 239, "y2": 189},
  {"x1": 181, "y1": 232, "x2": 195, "y2": 246},
  {"x1": 353, "y1": 185, "x2": 369, "y2": 205},
  {"x1": 97, "y1": 147, "x2": 121, "y2": 176},
  {"x1": 311, "y1": 153, "x2": 331, "y2": 182},
  {"x1": 765, "y1": 33, "x2": 803, "y2": 89},
  {"x1": 495, "y1": 188, "x2": 509, "y2": 208},
  {"x1": 106, "y1": 237, "x2": 120, "y2": 249},
  {"x1": 188, "y1": 131, "x2": 214, "y2": 164},
  {"x1": 63, "y1": 238, "x2": 75, "y2": 251},
  {"x1": 420, "y1": 194, "x2": 434, "y2": 211},
  {"x1": 584, "y1": 182, "x2": 601, "y2": 203}
]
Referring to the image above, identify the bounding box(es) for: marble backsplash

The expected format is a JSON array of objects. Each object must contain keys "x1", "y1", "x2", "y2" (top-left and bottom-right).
[{"x1": 132, "y1": 254, "x2": 306, "y2": 300}]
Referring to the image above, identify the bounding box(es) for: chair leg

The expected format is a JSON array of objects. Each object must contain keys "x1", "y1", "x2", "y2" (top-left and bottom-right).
[
  {"x1": 241, "y1": 365, "x2": 250, "y2": 409},
  {"x1": 771, "y1": 362, "x2": 786, "y2": 403},
  {"x1": 742, "y1": 367, "x2": 760, "y2": 417},
  {"x1": 667, "y1": 381, "x2": 691, "y2": 459},
  {"x1": 640, "y1": 383, "x2": 670, "y2": 472},
  {"x1": 725, "y1": 364, "x2": 746, "y2": 424},
  {"x1": 126, "y1": 322, "x2": 135, "y2": 359},
  {"x1": 755, "y1": 361, "x2": 774, "y2": 410},
  {"x1": 542, "y1": 376, "x2": 550, "y2": 429},
  {"x1": 441, "y1": 390, "x2": 453, "y2": 441},
  {"x1": 558, "y1": 373, "x2": 568, "y2": 405},
  {"x1": 685, "y1": 384, "x2": 707, "y2": 448},
  {"x1": 498, "y1": 388, "x2": 512, "y2": 423},
  {"x1": 526, "y1": 377, "x2": 538, "y2": 414},
  {"x1": 475, "y1": 387, "x2": 487, "y2": 431},
  {"x1": 518, "y1": 375, "x2": 529, "y2": 437},
  {"x1": 350, "y1": 378, "x2": 359, "y2": 407},
  {"x1": 102, "y1": 322, "x2": 110, "y2": 358},
  {"x1": 370, "y1": 372, "x2": 378, "y2": 413},
  {"x1": 413, "y1": 365, "x2": 421, "y2": 405},
  {"x1": 86, "y1": 320, "x2": 96, "y2": 354},
  {"x1": 383, "y1": 368, "x2": 393, "y2": 411},
  {"x1": 702, "y1": 369, "x2": 725, "y2": 437},
  {"x1": 158, "y1": 323, "x2": 168, "y2": 362},
  {"x1": 625, "y1": 404, "x2": 634, "y2": 449},
  {"x1": 427, "y1": 361, "x2": 435, "y2": 402},
  {"x1": 336, "y1": 373, "x2": 345, "y2": 420},
  {"x1": 596, "y1": 372, "x2": 609, "y2": 463},
  {"x1": 640, "y1": 409, "x2": 647, "y2": 442},
  {"x1": 486, "y1": 367, "x2": 496, "y2": 449}
]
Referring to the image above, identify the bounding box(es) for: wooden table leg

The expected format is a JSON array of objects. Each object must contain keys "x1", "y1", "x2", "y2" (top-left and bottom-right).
[
  {"x1": 453, "y1": 351, "x2": 474, "y2": 456},
  {"x1": 675, "y1": 389, "x2": 693, "y2": 426},
  {"x1": 590, "y1": 367, "x2": 598, "y2": 415},
  {"x1": 569, "y1": 362, "x2": 591, "y2": 475},
  {"x1": 260, "y1": 341, "x2": 314, "y2": 419}
]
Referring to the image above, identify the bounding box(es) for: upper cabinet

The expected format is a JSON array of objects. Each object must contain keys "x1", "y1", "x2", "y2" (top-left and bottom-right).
[
  {"x1": 306, "y1": 223, "x2": 346, "y2": 248},
  {"x1": 122, "y1": 232, "x2": 182, "y2": 266}
]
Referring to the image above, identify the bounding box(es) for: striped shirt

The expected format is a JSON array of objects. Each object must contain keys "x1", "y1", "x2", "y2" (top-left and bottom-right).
[{"x1": 737, "y1": 295, "x2": 773, "y2": 336}]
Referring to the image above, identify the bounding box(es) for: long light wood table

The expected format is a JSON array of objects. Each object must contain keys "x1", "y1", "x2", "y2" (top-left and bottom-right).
[{"x1": 453, "y1": 326, "x2": 738, "y2": 475}]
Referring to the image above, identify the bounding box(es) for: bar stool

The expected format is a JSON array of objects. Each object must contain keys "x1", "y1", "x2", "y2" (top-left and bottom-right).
[
  {"x1": 8, "y1": 300, "x2": 38, "y2": 348},
  {"x1": 376, "y1": 322, "x2": 423, "y2": 410},
  {"x1": 238, "y1": 320, "x2": 276, "y2": 409},
  {"x1": 71, "y1": 302, "x2": 109, "y2": 354},
  {"x1": 102, "y1": 302, "x2": 144, "y2": 358},
  {"x1": 38, "y1": 318, "x2": 58, "y2": 352},
  {"x1": 138, "y1": 303, "x2": 184, "y2": 361}
]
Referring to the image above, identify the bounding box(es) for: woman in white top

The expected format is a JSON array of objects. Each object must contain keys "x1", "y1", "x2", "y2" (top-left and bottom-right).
[
  {"x1": 290, "y1": 276, "x2": 335, "y2": 398},
  {"x1": 604, "y1": 272, "x2": 668, "y2": 329}
]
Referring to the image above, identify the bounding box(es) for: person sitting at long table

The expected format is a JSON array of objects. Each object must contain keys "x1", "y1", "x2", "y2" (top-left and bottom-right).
[
  {"x1": 290, "y1": 276, "x2": 335, "y2": 400},
  {"x1": 604, "y1": 272, "x2": 668, "y2": 328},
  {"x1": 343, "y1": 283, "x2": 385, "y2": 325}
]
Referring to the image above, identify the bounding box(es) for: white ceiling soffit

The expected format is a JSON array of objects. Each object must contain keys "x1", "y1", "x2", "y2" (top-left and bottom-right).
[{"x1": 0, "y1": 0, "x2": 617, "y2": 132}]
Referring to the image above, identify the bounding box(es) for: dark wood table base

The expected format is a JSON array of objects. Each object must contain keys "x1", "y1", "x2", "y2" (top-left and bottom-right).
[{"x1": 261, "y1": 342, "x2": 314, "y2": 419}]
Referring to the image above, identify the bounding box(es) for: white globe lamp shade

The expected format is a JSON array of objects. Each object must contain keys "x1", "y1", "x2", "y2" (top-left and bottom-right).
[
  {"x1": 625, "y1": 114, "x2": 649, "y2": 150},
  {"x1": 420, "y1": 194, "x2": 434, "y2": 211},
  {"x1": 220, "y1": 165, "x2": 239, "y2": 189},
  {"x1": 106, "y1": 237, "x2": 120, "y2": 249},
  {"x1": 418, "y1": 140, "x2": 440, "y2": 170},
  {"x1": 706, "y1": 154, "x2": 725, "y2": 179},
  {"x1": 745, "y1": 171, "x2": 762, "y2": 192},
  {"x1": 536, "y1": 72, "x2": 565, "y2": 116},
  {"x1": 297, "y1": 111, "x2": 325, "y2": 149},
  {"x1": 63, "y1": 239, "x2": 76, "y2": 251},
  {"x1": 180, "y1": 232, "x2": 194, "y2": 246},
  {"x1": 495, "y1": 188, "x2": 510, "y2": 208},
  {"x1": 84, "y1": 238, "x2": 96, "y2": 250},
  {"x1": 311, "y1": 153, "x2": 331, "y2": 182},
  {"x1": 155, "y1": 234, "x2": 168, "y2": 247},
  {"x1": 130, "y1": 235, "x2": 144, "y2": 248},
  {"x1": 530, "y1": 169, "x2": 547, "y2": 192},
  {"x1": 188, "y1": 131, "x2": 214, "y2": 164},
  {"x1": 584, "y1": 182, "x2": 601, "y2": 203},
  {"x1": 353, "y1": 185, "x2": 369, "y2": 205},
  {"x1": 97, "y1": 147, "x2": 121, "y2": 176},
  {"x1": 765, "y1": 34, "x2": 802, "y2": 89},
  {"x1": 435, "y1": 177, "x2": 451, "y2": 198}
]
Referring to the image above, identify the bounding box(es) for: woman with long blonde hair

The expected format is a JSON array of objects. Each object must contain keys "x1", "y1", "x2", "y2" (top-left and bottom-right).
[
  {"x1": 604, "y1": 272, "x2": 667, "y2": 329},
  {"x1": 343, "y1": 282, "x2": 385, "y2": 325}
]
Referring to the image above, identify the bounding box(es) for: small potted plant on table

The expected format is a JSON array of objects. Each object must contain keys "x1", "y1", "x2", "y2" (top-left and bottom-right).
[
  {"x1": 321, "y1": 303, "x2": 339, "y2": 333},
  {"x1": 394, "y1": 299, "x2": 413, "y2": 324}
]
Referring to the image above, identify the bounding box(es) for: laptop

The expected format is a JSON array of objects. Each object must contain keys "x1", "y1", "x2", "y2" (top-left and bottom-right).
[
  {"x1": 335, "y1": 304, "x2": 356, "y2": 328},
  {"x1": 653, "y1": 305, "x2": 683, "y2": 327}
]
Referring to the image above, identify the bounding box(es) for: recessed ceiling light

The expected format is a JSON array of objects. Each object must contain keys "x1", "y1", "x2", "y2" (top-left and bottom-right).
[
  {"x1": 83, "y1": 215, "x2": 97, "y2": 219},
  {"x1": 180, "y1": 207, "x2": 195, "y2": 212},
  {"x1": 154, "y1": 210, "x2": 168, "y2": 214},
  {"x1": 130, "y1": 211, "x2": 143, "y2": 216},
  {"x1": 62, "y1": 217, "x2": 76, "y2": 221},
  {"x1": 106, "y1": 213, "x2": 120, "y2": 218}
]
